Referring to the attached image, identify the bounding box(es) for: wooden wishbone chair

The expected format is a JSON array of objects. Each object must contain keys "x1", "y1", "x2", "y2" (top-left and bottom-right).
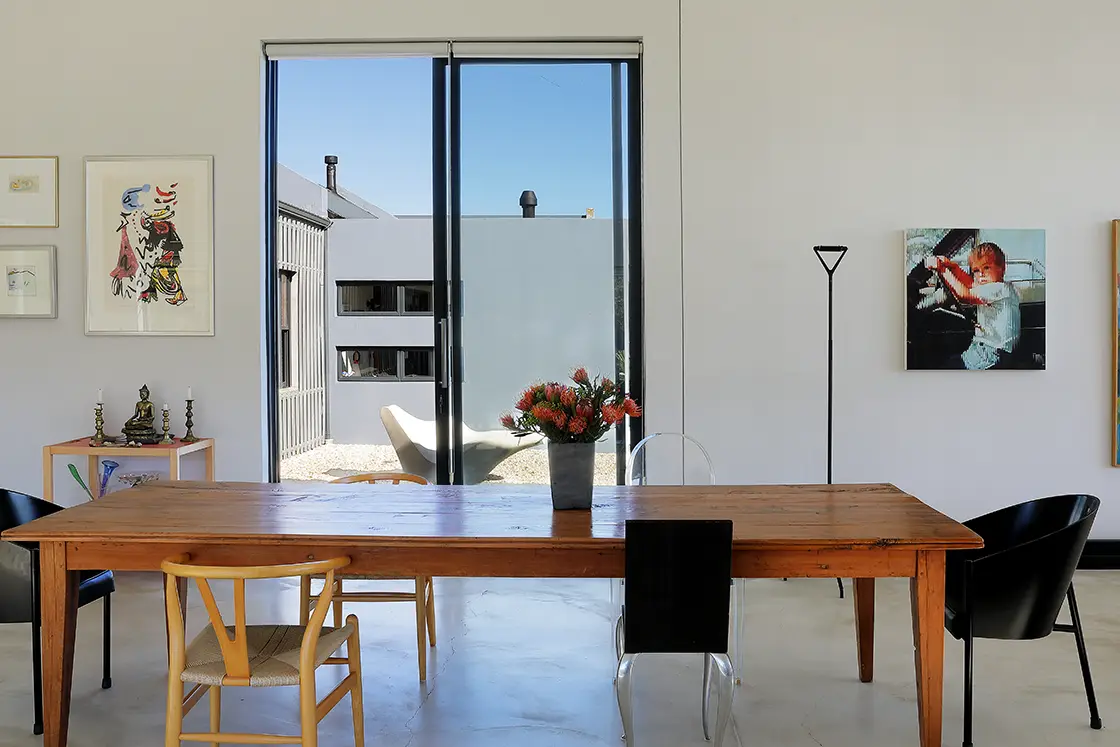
[
  {"x1": 300, "y1": 471, "x2": 436, "y2": 680},
  {"x1": 162, "y1": 554, "x2": 364, "y2": 747}
]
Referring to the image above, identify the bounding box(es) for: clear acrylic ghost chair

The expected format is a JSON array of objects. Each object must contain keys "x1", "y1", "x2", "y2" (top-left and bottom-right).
[{"x1": 612, "y1": 432, "x2": 747, "y2": 688}]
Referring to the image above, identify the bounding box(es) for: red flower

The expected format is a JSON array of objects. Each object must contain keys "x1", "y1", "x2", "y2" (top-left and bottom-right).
[
  {"x1": 499, "y1": 413, "x2": 515, "y2": 428},
  {"x1": 560, "y1": 387, "x2": 577, "y2": 408},
  {"x1": 516, "y1": 389, "x2": 536, "y2": 411},
  {"x1": 601, "y1": 377, "x2": 615, "y2": 394},
  {"x1": 623, "y1": 398, "x2": 642, "y2": 417},
  {"x1": 568, "y1": 416, "x2": 587, "y2": 434},
  {"x1": 576, "y1": 401, "x2": 593, "y2": 419},
  {"x1": 545, "y1": 384, "x2": 561, "y2": 402},
  {"x1": 572, "y1": 367, "x2": 590, "y2": 385},
  {"x1": 601, "y1": 404, "x2": 622, "y2": 425},
  {"x1": 532, "y1": 404, "x2": 554, "y2": 423},
  {"x1": 553, "y1": 411, "x2": 568, "y2": 428}
]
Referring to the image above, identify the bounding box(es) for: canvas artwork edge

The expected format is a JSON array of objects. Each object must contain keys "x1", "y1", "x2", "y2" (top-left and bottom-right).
[
  {"x1": 0, "y1": 244, "x2": 57, "y2": 318},
  {"x1": 82, "y1": 155, "x2": 215, "y2": 337},
  {"x1": 903, "y1": 227, "x2": 1046, "y2": 372},
  {"x1": 0, "y1": 156, "x2": 59, "y2": 228}
]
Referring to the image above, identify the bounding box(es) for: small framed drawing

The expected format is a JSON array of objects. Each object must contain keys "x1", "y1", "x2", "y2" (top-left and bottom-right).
[
  {"x1": 85, "y1": 155, "x2": 214, "y2": 335},
  {"x1": 0, "y1": 156, "x2": 59, "y2": 227},
  {"x1": 0, "y1": 245, "x2": 57, "y2": 318}
]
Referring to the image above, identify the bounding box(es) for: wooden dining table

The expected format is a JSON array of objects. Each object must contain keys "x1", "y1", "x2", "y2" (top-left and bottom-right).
[{"x1": 1, "y1": 480, "x2": 982, "y2": 747}]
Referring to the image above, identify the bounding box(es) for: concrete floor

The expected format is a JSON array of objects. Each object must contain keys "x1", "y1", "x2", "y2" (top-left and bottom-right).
[{"x1": 0, "y1": 571, "x2": 1115, "y2": 746}]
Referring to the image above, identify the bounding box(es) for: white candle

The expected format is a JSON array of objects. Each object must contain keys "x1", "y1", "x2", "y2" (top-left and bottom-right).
[
  {"x1": 187, "y1": 386, "x2": 192, "y2": 400},
  {"x1": 97, "y1": 389, "x2": 103, "y2": 404},
  {"x1": 162, "y1": 403, "x2": 169, "y2": 412}
]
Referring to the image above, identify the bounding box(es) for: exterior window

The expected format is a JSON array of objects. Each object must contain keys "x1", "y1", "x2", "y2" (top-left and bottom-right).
[
  {"x1": 402, "y1": 284, "x2": 434, "y2": 314},
  {"x1": 337, "y1": 347, "x2": 435, "y2": 381},
  {"x1": 338, "y1": 281, "x2": 397, "y2": 314},
  {"x1": 339, "y1": 347, "x2": 398, "y2": 380},
  {"x1": 403, "y1": 348, "x2": 435, "y2": 379},
  {"x1": 336, "y1": 281, "x2": 434, "y2": 315},
  {"x1": 278, "y1": 270, "x2": 295, "y2": 388}
]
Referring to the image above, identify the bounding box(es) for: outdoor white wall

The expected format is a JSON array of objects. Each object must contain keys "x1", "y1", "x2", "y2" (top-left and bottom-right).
[
  {"x1": 0, "y1": 0, "x2": 683, "y2": 505},
  {"x1": 681, "y1": 0, "x2": 1120, "y2": 536}
]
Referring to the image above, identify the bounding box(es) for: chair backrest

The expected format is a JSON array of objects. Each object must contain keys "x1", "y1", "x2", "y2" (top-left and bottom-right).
[
  {"x1": 0, "y1": 489, "x2": 62, "y2": 536},
  {"x1": 0, "y1": 489, "x2": 60, "y2": 623},
  {"x1": 330, "y1": 472, "x2": 429, "y2": 485},
  {"x1": 161, "y1": 555, "x2": 350, "y2": 686},
  {"x1": 623, "y1": 519, "x2": 733, "y2": 655},
  {"x1": 954, "y1": 494, "x2": 1099, "y2": 640},
  {"x1": 626, "y1": 432, "x2": 715, "y2": 486}
]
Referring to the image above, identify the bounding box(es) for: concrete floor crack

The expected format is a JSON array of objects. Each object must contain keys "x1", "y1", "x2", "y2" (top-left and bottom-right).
[{"x1": 802, "y1": 721, "x2": 825, "y2": 747}]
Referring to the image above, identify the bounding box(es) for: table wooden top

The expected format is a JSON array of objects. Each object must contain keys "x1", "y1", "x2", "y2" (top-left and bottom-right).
[
  {"x1": 2, "y1": 481, "x2": 982, "y2": 551},
  {"x1": 45, "y1": 437, "x2": 214, "y2": 456}
]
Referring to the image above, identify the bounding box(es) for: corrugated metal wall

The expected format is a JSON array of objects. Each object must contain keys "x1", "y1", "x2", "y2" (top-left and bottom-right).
[{"x1": 278, "y1": 210, "x2": 327, "y2": 460}]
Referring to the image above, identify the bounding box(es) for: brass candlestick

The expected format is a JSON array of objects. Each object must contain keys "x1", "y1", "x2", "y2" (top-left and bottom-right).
[
  {"x1": 91, "y1": 404, "x2": 106, "y2": 446},
  {"x1": 160, "y1": 407, "x2": 174, "y2": 445},
  {"x1": 182, "y1": 399, "x2": 199, "y2": 443}
]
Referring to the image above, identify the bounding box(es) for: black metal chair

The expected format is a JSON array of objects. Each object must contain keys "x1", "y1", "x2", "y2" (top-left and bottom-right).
[
  {"x1": 945, "y1": 494, "x2": 1102, "y2": 747},
  {"x1": 616, "y1": 519, "x2": 735, "y2": 746},
  {"x1": 0, "y1": 488, "x2": 114, "y2": 735}
]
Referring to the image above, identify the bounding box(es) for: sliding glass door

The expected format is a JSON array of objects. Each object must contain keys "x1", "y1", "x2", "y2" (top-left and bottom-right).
[{"x1": 442, "y1": 57, "x2": 642, "y2": 485}]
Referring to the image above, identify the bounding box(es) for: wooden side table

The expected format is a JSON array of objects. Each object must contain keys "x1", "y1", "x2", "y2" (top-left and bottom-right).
[{"x1": 42, "y1": 437, "x2": 215, "y2": 502}]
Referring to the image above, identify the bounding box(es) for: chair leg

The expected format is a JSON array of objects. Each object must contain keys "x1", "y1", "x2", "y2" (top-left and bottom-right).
[
  {"x1": 415, "y1": 576, "x2": 428, "y2": 681},
  {"x1": 299, "y1": 575, "x2": 312, "y2": 626},
  {"x1": 616, "y1": 653, "x2": 636, "y2": 743},
  {"x1": 209, "y1": 685, "x2": 221, "y2": 747},
  {"x1": 165, "y1": 669, "x2": 184, "y2": 747},
  {"x1": 709, "y1": 653, "x2": 736, "y2": 747},
  {"x1": 836, "y1": 577, "x2": 845, "y2": 599},
  {"x1": 1067, "y1": 584, "x2": 1103, "y2": 730},
  {"x1": 614, "y1": 611, "x2": 624, "y2": 663},
  {"x1": 31, "y1": 548, "x2": 43, "y2": 736},
  {"x1": 702, "y1": 653, "x2": 713, "y2": 741},
  {"x1": 424, "y1": 577, "x2": 437, "y2": 646},
  {"x1": 346, "y1": 615, "x2": 366, "y2": 747},
  {"x1": 963, "y1": 620, "x2": 974, "y2": 747},
  {"x1": 300, "y1": 667, "x2": 318, "y2": 747},
  {"x1": 102, "y1": 594, "x2": 112, "y2": 689}
]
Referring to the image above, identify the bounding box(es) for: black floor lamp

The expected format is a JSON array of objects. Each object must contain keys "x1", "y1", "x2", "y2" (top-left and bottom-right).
[{"x1": 814, "y1": 245, "x2": 848, "y2": 600}]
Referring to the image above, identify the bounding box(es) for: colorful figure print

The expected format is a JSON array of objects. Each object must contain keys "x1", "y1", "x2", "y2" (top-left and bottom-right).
[{"x1": 110, "y1": 182, "x2": 188, "y2": 305}]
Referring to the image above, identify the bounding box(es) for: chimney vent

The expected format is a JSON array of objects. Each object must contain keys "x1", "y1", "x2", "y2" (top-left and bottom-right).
[
  {"x1": 325, "y1": 155, "x2": 339, "y2": 193},
  {"x1": 519, "y1": 190, "x2": 537, "y2": 218}
]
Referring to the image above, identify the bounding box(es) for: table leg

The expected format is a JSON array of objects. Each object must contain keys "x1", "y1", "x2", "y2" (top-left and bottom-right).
[
  {"x1": 169, "y1": 453, "x2": 181, "y2": 481},
  {"x1": 853, "y1": 577, "x2": 875, "y2": 683},
  {"x1": 40, "y1": 542, "x2": 78, "y2": 747},
  {"x1": 205, "y1": 445, "x2": 215, "y2": 481},
  {"x1": 88, "y1": 455, "x2": 100, "y2": 500},
  {"x1": 43, "y1": 447, "x2": 54, "y2": 502},
  {"x1": 911, "y1": 550, "x2": 946, "y2": 747}
]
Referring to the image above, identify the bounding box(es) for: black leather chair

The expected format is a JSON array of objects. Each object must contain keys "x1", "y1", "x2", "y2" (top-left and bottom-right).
[
  {"x1": 616, "y1": 519, "x2": 735, "y2": 746},
  {"x1": 0, "y1": 489, "x2": 114, "y2": 735},
  {"x1": 945, "y1": 494, "x2": 1102, "y2": 747}
]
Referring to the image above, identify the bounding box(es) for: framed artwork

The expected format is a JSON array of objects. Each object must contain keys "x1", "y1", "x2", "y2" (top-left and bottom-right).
[
  {"x1": 0, "y1": 245, "x2": 57, "y2": 318},
  {"x1": 84, "y1": 156, "x2": 214, "y2": 335},
  {"x1": 1113, "y1": 221, "x2": 1120, "y2": 466},
  {"x1": 0, "y1": 156, "x2": 59, "y2": 227},
  {"x1": 905, "y1": 228, "x2": 1046, "y2": 371}
]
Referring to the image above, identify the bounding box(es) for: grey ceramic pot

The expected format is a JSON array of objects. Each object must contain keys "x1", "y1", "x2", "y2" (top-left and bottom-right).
[{"x1": 547, "y1": 440, "x2": 595, "y2": 510}]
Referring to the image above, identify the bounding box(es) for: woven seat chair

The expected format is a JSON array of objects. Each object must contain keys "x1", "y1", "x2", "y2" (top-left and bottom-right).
[
  {"x1": 300, "y1": 471, "x2": 436, "y2": 680},
  {"x1": 163, "y1": 554, "x2": 364, "y2": 747}
]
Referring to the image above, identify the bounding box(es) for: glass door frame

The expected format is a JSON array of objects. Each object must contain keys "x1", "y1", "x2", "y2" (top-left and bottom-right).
[{"x1": 438, "y1": 55, "x2": 645, "y2": 485}]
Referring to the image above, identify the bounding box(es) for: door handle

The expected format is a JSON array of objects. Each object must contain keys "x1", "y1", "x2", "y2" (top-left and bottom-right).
[{"x1": 439, "y1": 318, "x2": 450, "y2": 388}]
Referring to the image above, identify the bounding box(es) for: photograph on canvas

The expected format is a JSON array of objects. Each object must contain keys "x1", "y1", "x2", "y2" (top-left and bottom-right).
[{"x1": 905, "y1": 228, "x2": 1045, "y2": 371}]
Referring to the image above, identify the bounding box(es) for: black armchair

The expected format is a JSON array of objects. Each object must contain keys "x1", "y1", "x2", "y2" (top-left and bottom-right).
[
  {"x1": 0, "y1": 488, "x2": 114, "y2": 735},
  {"x1": 945, "y1": 494, "x2": 1102, "y2": 747}
]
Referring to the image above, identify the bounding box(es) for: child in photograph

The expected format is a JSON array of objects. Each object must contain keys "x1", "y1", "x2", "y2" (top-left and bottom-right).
[{"x1": 922, "y1": 242, "x2": 1021, "y2": 369}]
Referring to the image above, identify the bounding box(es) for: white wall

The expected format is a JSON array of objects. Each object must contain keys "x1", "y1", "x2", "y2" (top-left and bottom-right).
[
  {"x1": 682, "y1": 0, "x2": 1120, "y2": 536},
  {"x1": 0, "y1": 0, "x2": 682, "y2": 506}
]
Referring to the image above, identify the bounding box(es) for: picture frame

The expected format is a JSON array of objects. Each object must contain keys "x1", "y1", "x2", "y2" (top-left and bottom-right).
[
  {"x1": 1113, "y1": 220, "x2": 1120, "y2": 466},
  {"x1": 84, "y1": 155, "x2": 214, "y2": 336},
  {"x1": 0, "y1": 156, "x2": 59, "y2": 227},
  {"x1": 0, "y1": 245, "x2": 57, "y2": 318}
]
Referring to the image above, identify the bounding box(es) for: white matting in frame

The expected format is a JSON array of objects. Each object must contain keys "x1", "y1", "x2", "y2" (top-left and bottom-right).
[
  {"x1": 85, "y1": 156, "x2": 214, "y2": 336},
  {"x1": 0, "y1": 156, "x2": 59, "y2": 227},
  {"x1": 0, "y1": 245, "x2": 57, "y2": 318}
]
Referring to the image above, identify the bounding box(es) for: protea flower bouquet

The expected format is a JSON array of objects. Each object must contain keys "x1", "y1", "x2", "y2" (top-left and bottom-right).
[{"x1": 500, "y1": 366, "x2": 641, "y2": 509}]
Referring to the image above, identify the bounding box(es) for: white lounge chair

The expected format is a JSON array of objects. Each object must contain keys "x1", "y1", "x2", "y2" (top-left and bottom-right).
[{"x1": 379, "y1": 405, "x2": 544, "y2": 484}]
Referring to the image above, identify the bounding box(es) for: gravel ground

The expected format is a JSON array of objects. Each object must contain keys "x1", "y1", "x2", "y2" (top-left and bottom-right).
[{"x1": 280, "y1": 442, "x2": 618, "y2": 485}]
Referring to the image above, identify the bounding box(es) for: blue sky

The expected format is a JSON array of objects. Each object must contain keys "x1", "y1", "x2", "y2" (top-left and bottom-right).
[{"x1": 278, "y1": 57, "x2": 627, "y2": 217}]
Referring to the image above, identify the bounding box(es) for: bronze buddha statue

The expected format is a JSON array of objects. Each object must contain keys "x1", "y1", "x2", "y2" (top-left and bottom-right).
[{"x1": 122, "y1": 385, "x2": 160, "y2": 444}]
